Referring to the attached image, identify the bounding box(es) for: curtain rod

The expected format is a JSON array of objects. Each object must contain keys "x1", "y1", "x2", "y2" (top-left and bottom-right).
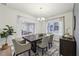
[{"x1": 46, "y1": 16, "x2": 65, "y2": 22}]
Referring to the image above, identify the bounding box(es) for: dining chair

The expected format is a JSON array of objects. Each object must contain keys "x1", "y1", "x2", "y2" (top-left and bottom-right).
[
  {"x1": 12, "y1": 39, "x2": 31, "y2": 56},
  {"x1": 37, "y1": 36, "x2": 49, "y2": 55},
  {"x1": 48, "y1": 35, "x2": 54, "y2": 49},
  {"x1": 37, "y1": 33, "x2": 46, "y2": 44}
]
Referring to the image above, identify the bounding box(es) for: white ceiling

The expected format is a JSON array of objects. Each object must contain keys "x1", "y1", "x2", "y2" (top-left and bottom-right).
[{"x1": 7, "y1": 3, "x2": 74, "y2": 18}]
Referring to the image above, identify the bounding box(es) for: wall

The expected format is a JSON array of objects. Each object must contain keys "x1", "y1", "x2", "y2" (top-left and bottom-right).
[
  {"x1": 0, "y1": 4, "x2": 73, "y2": 36},
  {"x1": 0, "y1": 4, "x2": 74, "y2": 45},
  {"x1": 0, "y1": 4, "x2": 39, "y2": 44},
  {"x1": 74, "y1": 3, "x2": 79, "y2": 56},
  {"x1": 40, "y1": 11, "x2": 73, "y2": 35}
]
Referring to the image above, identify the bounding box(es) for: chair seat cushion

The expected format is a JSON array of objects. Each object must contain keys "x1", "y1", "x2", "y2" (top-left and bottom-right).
[
  {"x1": 19, "y1": 39, "x2": 26, "y2": 44},
  {"x1": 37, "y1": 43, "x2": 46, "y2": 48},
  {"x1": 16, "y1": 38, "x2": 30, "y2": 44},
  {"x1": 37, "y1": 40, "x2": 42, "y2": 44}
]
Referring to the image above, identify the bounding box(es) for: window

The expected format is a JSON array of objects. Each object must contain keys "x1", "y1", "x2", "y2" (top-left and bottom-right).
[
  {"x1": 47, "y1": 18, "x2": 64, "y2": 35},
  {"x1": 22, "y1": 23, "x2": 35, "y2": 35},
  {"x1": 17, "y1": 16, "x2": 35, "y2": 36},
  {"x1": 47, "y1": 22, "x2": 59, "y2": 32},
  {"x1": 54, "y1": 22, "x2": 59, "y2": 31}
]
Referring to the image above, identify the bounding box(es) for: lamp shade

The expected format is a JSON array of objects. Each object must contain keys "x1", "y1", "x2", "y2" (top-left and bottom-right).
[{"x1": 37, "y1": 17, "x2": 45, "y2": 21}]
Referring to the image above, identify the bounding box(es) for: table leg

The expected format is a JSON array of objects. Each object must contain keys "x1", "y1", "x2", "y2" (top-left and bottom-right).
[
  {"x1": 31, "y1": 41, "x2": 37, "y2": 53},
  {"x1": 31, "y1": 41, "x2": 39, "y2": 55}
]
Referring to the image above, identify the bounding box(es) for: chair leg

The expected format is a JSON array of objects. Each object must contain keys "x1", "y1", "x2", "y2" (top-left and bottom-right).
[
  {"x1": 46, "y1": 47, "x2": 48, "y2": 51},
  {"x1": 13, "y1": 52, "x2": 16, "y2": 56},
  {"x1": 49, "y1": 43, "x2": 53, "y2": 49},
  {"x1": 28, "y1": 50, "x2": 31, "y2": 56},
  {"x1": 51, "y1": 43, "x2": 52, "y2": 47},
  {"x1": 42, "y1": 48, "x2": 44, "y2": 56},
  {"x1": 49, "y1": 43, "x2": 50, "y2": 49}
]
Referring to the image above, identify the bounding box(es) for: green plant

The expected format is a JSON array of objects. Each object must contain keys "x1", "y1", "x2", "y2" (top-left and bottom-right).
[
  {"x1": 0, "y1": 25, "x2": 16, "y2": 43},
  {"x1": 0, "y1": 31, "x2": 8, "y2": 38},
  {"x1": 3, "y1": 25, "x2": 16, "y2": 35}
]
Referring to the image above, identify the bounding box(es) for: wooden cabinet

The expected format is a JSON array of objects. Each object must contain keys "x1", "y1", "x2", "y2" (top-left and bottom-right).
[{"x1": 60, "y1": 37, "x2": 76, "y2": 56}]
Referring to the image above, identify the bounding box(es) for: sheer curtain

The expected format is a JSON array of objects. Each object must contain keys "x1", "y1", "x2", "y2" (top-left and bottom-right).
[
  {"x1": 17, "y1": 16, "x2": 35, "y2": 37},
  {"x1": 22, "y1": 23, "x2": 35, "y2": 35}
]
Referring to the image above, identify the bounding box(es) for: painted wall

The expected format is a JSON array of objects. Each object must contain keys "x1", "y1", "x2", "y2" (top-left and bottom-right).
[
  {"x1": 74, "y1": 3, "x2": 79, "y2": 56},
  {"x1": 0, "y1": 4, "x2": 39, "y2": 45},
  {"x1": 0, "y1": 4, "x2": 73, "y2": 36},
  {"x1": 0, "y1": 4, "x2": 74, "y2": 46},
  {"x1": 40, "y1": 11, "x2": 73, "y2": 35}
]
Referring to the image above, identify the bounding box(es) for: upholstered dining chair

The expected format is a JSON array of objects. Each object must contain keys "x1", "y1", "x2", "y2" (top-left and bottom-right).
[
  {"x1": 12, "y1": 39, "x2": 31, "y2": 56},
  {"x1": 37, "y1": 33, "x2": 46, "y2": 44},
  {"x1": 37, "y1": 36, "x2": 49, "y2": 55},
  {"x1": 48, "y1": 35, "x2": 53, "y2": 49}
]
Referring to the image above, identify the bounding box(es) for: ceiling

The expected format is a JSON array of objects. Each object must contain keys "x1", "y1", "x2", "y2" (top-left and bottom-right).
[{"x1": 7, "y1": 3, "x2": 74, "y2": 18}]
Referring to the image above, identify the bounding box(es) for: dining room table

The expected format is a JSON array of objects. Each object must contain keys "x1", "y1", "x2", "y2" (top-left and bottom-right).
[{"x1": 23, "y1": 34, "x2": 44, "y2": 55}]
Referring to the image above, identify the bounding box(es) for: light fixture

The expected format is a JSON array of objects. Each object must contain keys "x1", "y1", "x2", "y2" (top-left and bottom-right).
[
  {"x1": 37, "y1": 7, "x2": 46, "y2": 21},
  {"x1": 37, "y1": 17, "x2": 45, "y2": 21},
  {"x1": 41, "y1": 17, "x2": 45, "y2": 21}
]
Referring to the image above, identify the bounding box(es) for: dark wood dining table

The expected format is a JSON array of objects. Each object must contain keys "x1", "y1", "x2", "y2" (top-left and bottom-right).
[{"x1": 23, "y1": 35, "x2": 44, "y2": 54}]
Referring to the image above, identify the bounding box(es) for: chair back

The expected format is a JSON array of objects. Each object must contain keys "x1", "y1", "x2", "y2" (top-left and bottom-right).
[
  {"x1": 12, "y1": 39, "x2": 31, "y2": 55},
  {"x1": 41, "y1": 36, "x2": 49, "y2": 47},
  {"x1": 12, "y1": 39, "x2": 27, "y2": 55},
  {"x1": 12, "y1": 39, "x2": 20, "y2": 54},
  {"x1": 48, "y1": 35, "x2": 53, "y2": 43}
]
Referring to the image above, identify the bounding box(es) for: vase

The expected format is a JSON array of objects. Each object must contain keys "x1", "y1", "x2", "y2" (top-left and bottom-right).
[
  {"x1": 1, "y1": 37, "x2": 8, "y2": 50},
  {"x1": 1, "y1": 43, "x2": 8, "y2": 50}
]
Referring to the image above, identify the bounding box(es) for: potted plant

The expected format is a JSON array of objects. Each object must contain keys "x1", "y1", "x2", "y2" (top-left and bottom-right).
[{"x1": 0, "y1": 25, "x2": 16, "y2": 50}]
